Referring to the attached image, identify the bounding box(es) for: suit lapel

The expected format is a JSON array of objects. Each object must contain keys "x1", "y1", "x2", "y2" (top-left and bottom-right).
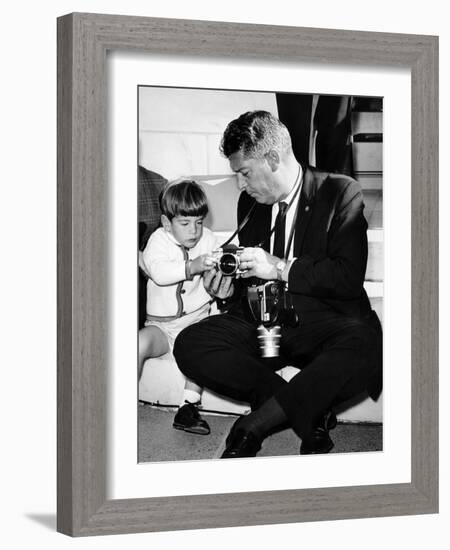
[{"x1": 293, "y1": 167, "x2": 316, "y2": 256}]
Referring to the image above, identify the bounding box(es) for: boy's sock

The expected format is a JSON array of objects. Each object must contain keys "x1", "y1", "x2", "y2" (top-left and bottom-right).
[{"x1": 180, "y1": 389, "x2": 202, "y2": 407}]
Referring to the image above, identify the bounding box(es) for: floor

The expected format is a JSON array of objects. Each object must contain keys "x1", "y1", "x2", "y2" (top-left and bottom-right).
[{"x1": 138, "y1": 402, "x2": 383, "y2": 463}]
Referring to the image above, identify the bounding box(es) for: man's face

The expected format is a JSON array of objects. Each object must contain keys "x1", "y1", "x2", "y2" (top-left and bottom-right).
[{"x1": 228, "y1": 151, "x2": 280, "y2": 205}]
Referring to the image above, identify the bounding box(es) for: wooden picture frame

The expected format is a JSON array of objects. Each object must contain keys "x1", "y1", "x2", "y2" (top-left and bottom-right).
[{"x1": 57, "y1": 13, "x2": 438, "y2": 536}]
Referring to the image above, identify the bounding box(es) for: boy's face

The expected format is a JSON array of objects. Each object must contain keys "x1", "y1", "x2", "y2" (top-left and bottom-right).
[{"x1": 162, "y1": 215, "x2": 204, "y2": 249}]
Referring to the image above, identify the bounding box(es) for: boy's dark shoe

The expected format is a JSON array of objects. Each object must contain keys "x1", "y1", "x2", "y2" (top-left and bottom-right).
[{"x1": 173, "y1": 402, "x2": 210, "y2": 435}]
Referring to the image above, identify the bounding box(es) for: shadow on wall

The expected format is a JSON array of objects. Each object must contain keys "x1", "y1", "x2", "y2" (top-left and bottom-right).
[{"x1": 198, "y1": 176, "x2": 241, "y2": 232}]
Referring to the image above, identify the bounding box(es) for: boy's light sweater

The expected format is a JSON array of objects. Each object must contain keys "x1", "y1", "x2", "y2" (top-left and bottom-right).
[{"x1": 142, "y1": 227, "x2": 219, "y2": 319}]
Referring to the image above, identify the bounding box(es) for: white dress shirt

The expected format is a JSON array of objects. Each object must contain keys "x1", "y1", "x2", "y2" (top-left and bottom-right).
[{"x1": 270, "y1": 166, "x2": 303, "y2": 261}]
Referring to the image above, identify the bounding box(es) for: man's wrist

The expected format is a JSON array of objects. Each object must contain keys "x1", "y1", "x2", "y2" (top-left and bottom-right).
[
  {"x1": 272, "y1": 257, "x2": 295, "y2": 282},
  {"x1": 275, "y1": 258, "x2": 287, "y2": 281}
]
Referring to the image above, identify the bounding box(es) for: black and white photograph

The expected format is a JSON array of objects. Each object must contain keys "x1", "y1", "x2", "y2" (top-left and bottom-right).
[
  {"x1": 137, "y1": 86, "x2": 383, "y2": 463},
  {"x1": 1, "y1": 0, "x2": 444, "y2": 543}
]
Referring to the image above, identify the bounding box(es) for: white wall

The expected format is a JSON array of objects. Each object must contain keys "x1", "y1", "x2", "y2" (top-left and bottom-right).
[
  {"x1": 139, "y1": 86, "x2": 278, "y2": 180},
  {"x1": 138, "y1": 87, "x2": 278, "y2": 231},
  {"x1": 2, "y1": 1, "x2": 448, "y2": 550}
]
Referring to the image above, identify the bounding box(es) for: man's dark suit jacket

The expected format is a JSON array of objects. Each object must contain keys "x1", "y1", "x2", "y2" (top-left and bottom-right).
[{"x1": 235, "y1": 165, "x2": 373, "y2": 320}]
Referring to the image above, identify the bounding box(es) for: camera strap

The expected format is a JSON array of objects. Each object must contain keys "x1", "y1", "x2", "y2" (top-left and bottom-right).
[
  {"x1": 220, "y1": 164, "x2": 303, "y2": 253},
  {"x1": 220, "y1": 202, "x2": 257, "y2": 247}
]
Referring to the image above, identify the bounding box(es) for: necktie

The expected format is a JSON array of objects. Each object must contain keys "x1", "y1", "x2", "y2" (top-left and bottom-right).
[{"x1": 273, "y1": 201, "x2": 288, "y2": 258}]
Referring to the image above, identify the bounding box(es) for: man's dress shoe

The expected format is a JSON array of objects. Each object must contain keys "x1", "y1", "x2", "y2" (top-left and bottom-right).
[
  {"x1": 300, "y1": 410, "x2": 337, "y2": 455},
  {"x1": 221, "y1": 418, "x2": 262, "y2": 459}
]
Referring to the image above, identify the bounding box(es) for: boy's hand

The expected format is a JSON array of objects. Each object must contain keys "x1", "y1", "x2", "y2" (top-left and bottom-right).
[{"x1": 190, "y1": 253, "x2": 215, "y2": 276}]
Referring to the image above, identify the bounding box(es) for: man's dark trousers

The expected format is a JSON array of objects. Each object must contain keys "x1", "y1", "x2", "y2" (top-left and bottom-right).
[{"x1": 174, "y1": 307, "x2": 381, "y2": 439}]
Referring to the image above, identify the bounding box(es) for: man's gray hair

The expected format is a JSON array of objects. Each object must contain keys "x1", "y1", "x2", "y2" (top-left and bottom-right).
[{"x1": 220, "y1": 110, "x2": 292, "y2": 159}]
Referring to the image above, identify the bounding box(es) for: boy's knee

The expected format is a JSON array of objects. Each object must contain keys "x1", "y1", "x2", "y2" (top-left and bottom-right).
[{"x1": 138, "y1": 329, "x2": 148, "y2": 346}]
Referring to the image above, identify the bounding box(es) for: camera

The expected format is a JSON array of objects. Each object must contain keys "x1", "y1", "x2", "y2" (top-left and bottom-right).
[
  {"x1": 247, "y1": 280, "x2": 298, "y2": 358},
  {"x1": 212, "y1": 237, "x2": 299, "y2": 357},
  {"x1": 212, "y1": 244, "x2": 246, "y2": 277}
]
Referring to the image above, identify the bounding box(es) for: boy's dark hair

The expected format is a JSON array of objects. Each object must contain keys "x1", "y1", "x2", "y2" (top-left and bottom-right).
[{"x1": 159, "y1": 179, "x2": 209, "y2": 220}]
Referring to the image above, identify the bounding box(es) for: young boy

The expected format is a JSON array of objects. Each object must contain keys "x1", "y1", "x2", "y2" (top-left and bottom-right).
[{"x1": 139, "y1": 179, "x2": 218, "y2": 435}]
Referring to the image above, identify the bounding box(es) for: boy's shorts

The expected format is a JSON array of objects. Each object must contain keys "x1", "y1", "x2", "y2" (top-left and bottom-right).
[{"x1": 144, "y1": 303, "x2": 211, "y2": 350}]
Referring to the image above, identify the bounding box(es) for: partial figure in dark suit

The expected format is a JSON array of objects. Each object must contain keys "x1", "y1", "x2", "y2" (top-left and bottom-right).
[
  {"x1": 138, "y1": 165, "x2": 167, "y2": 249},
  {"x1": 138, "y1": 166, "x2": 167, "y2": 329},
  {"x1": 173, "y1": 111, "x2": 382, "y2": 457}
]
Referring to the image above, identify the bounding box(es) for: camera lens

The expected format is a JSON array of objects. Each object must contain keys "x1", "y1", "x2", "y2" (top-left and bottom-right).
[
  {"x1": 257, "y1": 325, "x2": 282, "y2": 357},
  {"x1": 219, "y1": 252, "x2": 239, "y2": 275}
]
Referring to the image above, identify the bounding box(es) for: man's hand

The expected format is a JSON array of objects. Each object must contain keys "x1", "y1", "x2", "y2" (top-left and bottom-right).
[
  {"x1": 238, "y1": 247, "x2": 279, "y2": 280},
  {"x1": 202, "y1": 268, "x2": 235, "y2": 300}
]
